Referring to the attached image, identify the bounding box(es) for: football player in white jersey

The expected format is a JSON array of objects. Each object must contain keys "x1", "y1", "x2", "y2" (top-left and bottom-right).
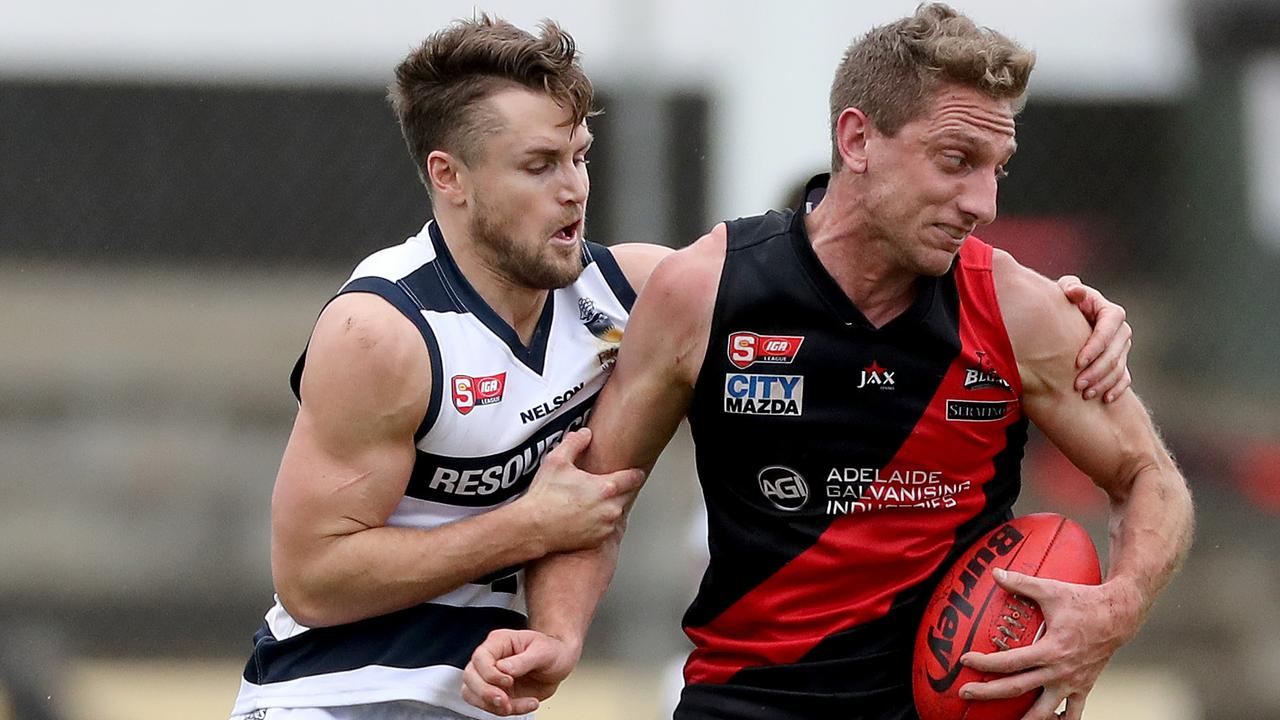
[
  {"x1": 232, "y1": 17, "x2": 662, "y2": 720},
  {"x1": 236, "y1": 14, "x2": 1135, "y2": 720}
]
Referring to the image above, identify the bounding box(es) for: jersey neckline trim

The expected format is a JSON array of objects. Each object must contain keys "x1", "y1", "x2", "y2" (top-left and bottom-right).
[
  {"x1": 787, "y1": 179, "x2": 942, "y2": 333},
  {"x1": 582, "y1": 242, "x2": 637, "y2": 311},
  {"x1": 426, "y1": 221, "x2": 555, "y2": 375}
]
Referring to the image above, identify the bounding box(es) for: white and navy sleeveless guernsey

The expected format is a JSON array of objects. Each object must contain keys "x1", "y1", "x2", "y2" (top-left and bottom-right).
[{"x1": 232, "y1": 220, "x2": 635, "y2": 719}]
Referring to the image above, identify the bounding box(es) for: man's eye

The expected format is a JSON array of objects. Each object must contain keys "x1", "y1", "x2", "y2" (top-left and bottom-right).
[
  {"x1": 574, "y1": 157, "x2": 590, "y2": 167},
  {"x1": 943, "y1": 154, "x2": 966, "y2": 168},
  {"x1": 995, "y1": 166, "x2": 1009, "y2": 180},
  {"x1": 527, "y1": 164, "x2": 550, "y2": 174}
]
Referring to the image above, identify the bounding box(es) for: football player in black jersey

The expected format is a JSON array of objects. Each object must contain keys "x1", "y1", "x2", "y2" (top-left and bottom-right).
[{"x1": 463, "y1": 5, "x2": 1191, "y2": 720}]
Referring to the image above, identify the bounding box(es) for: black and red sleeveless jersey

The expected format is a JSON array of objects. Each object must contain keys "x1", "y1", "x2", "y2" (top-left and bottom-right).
[{"x1": 679, "y1": 196, "x2": 1028, "y2": 719}]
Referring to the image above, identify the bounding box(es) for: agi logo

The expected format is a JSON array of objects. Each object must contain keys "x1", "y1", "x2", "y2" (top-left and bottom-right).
[
  {"x1": 728, "y1": 331, "x2": 804, "y2": 369},
  {"x1": 757, "y1": 466, "x2": 808, "y2": 511},
  {"x1": 452, "y1": 372, "x2": 506, "y2": 415}
]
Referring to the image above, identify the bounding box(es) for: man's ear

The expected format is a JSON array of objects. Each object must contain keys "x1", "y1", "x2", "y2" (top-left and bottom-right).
[
  {"x1": 426, "y1": 150, "x2": 467, "y2": 207},
  {"x1": 834, "y1": 107, "x2": 872, "y2": 174}
]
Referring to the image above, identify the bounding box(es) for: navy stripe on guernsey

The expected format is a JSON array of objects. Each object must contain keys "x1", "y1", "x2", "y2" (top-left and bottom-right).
[
  {"x1": 244, "y1": 604, "x2": 527, "y2": 685},
  {"x1": 583, "y1": 241, "x2": 638, "y2": 311},
  {"x1": 424, "y1": 222, "x2": 556, "y2": 374},
  {"x1": 405, "y1": 399, "x2": 592, "y2": 506},
  {"x1": 288, "y1": 233, "x2": 631, "y2": 442},
  {"x1": 238, "y1": 220, "x2": 633, "y2": 718}
]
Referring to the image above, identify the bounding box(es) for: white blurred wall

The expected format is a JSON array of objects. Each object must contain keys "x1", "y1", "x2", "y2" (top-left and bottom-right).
[{"x1": 0, "y1": 0, "x2": 1196, "y2": 223}]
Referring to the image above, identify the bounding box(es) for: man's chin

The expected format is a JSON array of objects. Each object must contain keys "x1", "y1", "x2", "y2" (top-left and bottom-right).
[
  {"x1": 521, "y1": 258, "x2": 584, "y2": 290},
  {"x1": 913, "y1": 253, "x2": 960, "y2": 278}
]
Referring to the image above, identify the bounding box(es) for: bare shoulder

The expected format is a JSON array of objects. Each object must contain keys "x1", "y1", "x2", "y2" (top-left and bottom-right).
[
  {"x1": 609, "y1": 243, "x2": 674, "y2": 294},
  {"x1": 621, "y1": 225, "x2": 726, "y2": 384},
  {"x1": 300, "y1": 292, "x2": 432, "y2": 445},
  {"x1": 993, "y1": 251, "x2": 1177, "y2": 493},
  {"x1": 991, "y1": 249, "x2": 1092, "y2": 394},
  {"x1": 642, "y1": 225, "x2": 726, "y2": 320},
  {"x1": 609, "y1": 225, "x2": 726, "y2": 297}
]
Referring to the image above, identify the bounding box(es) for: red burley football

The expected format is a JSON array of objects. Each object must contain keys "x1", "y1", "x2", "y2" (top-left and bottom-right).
[{"x1": 912, "y1": 513, "x2": 1102, "y2": 720}]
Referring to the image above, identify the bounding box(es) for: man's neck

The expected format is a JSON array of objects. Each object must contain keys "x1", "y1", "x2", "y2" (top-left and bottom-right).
[
  {"x1": 803, "y1": 177, "x2": 919, "y2": 328},
  {"x1": 434, "y1": 214, "x2": 549, "y2": 346}
]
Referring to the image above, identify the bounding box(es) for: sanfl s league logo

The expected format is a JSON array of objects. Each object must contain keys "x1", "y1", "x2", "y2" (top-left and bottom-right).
[
  {"x1": 728, "y1": 331, "x2": 805, "y2": 369},
  {"x1": 857, "y1": 361, "x2": 895, "y2": 390},
  {"x1": 452, "y1": 372, "x2": 507, "y2": 415}
]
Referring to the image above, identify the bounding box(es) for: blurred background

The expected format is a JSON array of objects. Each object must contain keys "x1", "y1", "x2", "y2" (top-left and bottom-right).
[{"x1": 2, "y1": 0, "x2": 1278, "y2": 718}]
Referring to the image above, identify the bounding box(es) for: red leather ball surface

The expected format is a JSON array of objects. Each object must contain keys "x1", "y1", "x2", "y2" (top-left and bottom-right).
[{"x1": 913, "y1": 513, "x2": 1102, "y2": 720}]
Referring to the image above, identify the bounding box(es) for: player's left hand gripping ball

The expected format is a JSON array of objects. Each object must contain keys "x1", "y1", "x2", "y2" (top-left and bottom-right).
[{"x1": 912, "y1": 513, "x2": 1101, "y2": 720}]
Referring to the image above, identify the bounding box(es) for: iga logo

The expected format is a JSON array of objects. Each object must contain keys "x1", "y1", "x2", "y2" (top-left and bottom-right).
[
  {"x1": 856, "y1": 361, "x2": 895, "y2": 390},
  {"x1": 452, "y1": 372, "x2": 507, "y2": 415},
  {"x1": 757, "y1": 465, "x2": 809, "y2": 511},
  {"x1": 728, "y1": 331, "x2": 804, "y2": 369}
]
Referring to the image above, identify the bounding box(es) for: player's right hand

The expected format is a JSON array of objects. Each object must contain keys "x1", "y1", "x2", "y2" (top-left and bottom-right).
[
  {"x1": 461, "y1": 629, "x2": 578, "y2": 716},
  {"x1": 518, "y1": 428, "x2": 646, "y2": 553}
]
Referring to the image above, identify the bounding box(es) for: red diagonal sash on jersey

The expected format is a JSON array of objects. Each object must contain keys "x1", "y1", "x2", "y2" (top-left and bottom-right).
[{"x1": 684, "y1": 240, "x2": 1023, "y2": 686}]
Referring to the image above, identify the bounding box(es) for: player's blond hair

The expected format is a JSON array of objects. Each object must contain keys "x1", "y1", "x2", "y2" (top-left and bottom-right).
[{"x1": 829, "y1": 2, "x2": 1035, "y2": 170}]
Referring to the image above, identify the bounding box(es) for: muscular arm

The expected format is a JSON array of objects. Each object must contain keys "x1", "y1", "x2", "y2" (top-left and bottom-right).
[
  {"x1": 959, "y1": 252, "x2": 1194, "y2": 720},
  {"x1": 526, "y1": 238, "x2": 710, "y2": 647},
  {"x1": 1008, "y1": 259, "x2": 1191, "y2": 607},
  {"x1": 272, "y1": 292, "x2": 639, "y2": 628},
  {"x1": 461, "y1": 231, "x2": 723, "y2": 714}
]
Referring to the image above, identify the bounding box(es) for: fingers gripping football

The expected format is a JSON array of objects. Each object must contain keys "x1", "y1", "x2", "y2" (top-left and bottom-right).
[
  {"x1": 912, "y1": 514, "x2": 1104, "y2": 720},
  {"x1": 961, "y1": 569, "x2": 1138, "y2": 720}
]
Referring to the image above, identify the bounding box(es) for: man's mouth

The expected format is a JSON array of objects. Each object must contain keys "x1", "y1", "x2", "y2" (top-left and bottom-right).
[
  {"x1": 552, "y1": 219, "x2": 582, "y2": 243},
  {"x1": 936, "y1": 223, "x2": 971, "y2": 241}
]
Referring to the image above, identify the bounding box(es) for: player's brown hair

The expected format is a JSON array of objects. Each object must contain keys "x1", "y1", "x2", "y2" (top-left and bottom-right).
[
  {"x1": 389, "y1": 15, "x2": 595, "y2": 189},
  {"x1": 828, "y1": 2, "x2": 1035, "y2": 170}
]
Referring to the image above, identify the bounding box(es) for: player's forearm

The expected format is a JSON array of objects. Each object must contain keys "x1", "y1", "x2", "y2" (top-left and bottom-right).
[
  {"x1": 276, "y1": 504, "x2": 548, "y2": 627},
  {"x1": 524, "y1": 533, "x2": 624, "y2": 660},
  {"x1": 1102, "y1": 456, "x2": 1194, "y2": 621}
]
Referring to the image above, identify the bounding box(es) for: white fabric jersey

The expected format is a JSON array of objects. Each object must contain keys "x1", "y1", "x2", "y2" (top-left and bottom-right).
[{"x1": 232, "y1": 221, "x2": 634, "y2": 719}]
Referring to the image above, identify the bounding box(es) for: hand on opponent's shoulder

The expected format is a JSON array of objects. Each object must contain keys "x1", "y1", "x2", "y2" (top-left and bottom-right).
[
  {"x1": 987, "y1": 250, "x2": 1134, "y2": 403},
  {"x1": 993, "y1": 250, "x2": 1111, "y2": 401}
]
